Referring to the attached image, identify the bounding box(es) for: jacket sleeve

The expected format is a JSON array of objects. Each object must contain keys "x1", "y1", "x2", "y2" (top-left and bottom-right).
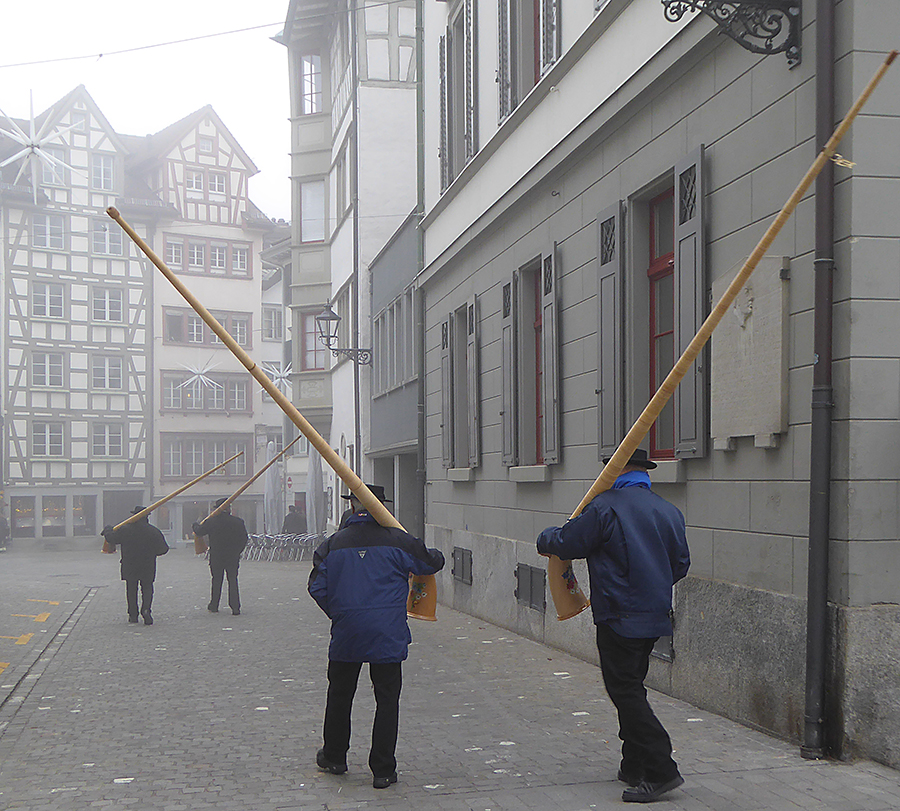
[
  {"x1": 307, "y1": 538, "x2": 331, "y2": 616},
  {"x1": 194, "y1": 518, "x2": 210, "y2": 538},
  {"x1": 670, "y1": 512, "x2": 690, "y2": 584},
  {"x1": 408, "y1": 540, "x2": 445, "y2": 576},
  {"x1": 154, "y1": 528, "x2": 170, "y2": 557},
  {"x1": 536, "y1": 503, "x2": 607, "y2": 560},
  {"x1": 237, "y1": 519, "x2": 249, "y2": 554}
]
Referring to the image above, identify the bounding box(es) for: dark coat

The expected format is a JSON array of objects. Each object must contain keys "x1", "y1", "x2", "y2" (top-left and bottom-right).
[
  {"x1": 281, "y1": 510, "x2": 306, "y2": 535},
  {"x1": 537, "y1": 482, "x2": 690, "y2": 638},
  {"x1": 195, "y1": 512, "x2": 248, "y2": 566},
  {"x1": 105, "y1": 518, "x2": 169, "y2": 582},
  {"x1": 308, "y1": 512, "x2": 445, "y2": 663}
]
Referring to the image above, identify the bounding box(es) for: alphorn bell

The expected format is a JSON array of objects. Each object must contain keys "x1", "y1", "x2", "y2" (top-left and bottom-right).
[
  {"x1": 106, "y1": 207, "x2": 438, "y2": 620},
  {"x1": 547, "y1": 49, "x2": 898, "y2": 620},
  {"x1": 101, "y1": 451, "x2": 244, "y2": 554},
  {"x1": 192, "y1": 435, "x2": 302, "y2": 555}
]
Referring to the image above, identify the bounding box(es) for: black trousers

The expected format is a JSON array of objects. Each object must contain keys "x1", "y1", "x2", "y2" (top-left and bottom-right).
[
  {"x1": 209, "y1": 560, "x2": 240, "y2": 611},
  {"x1": 125, "y1": 578, "x2": 153, "y2": 619},
  {"x1": 322, "y1": 660, "x2": 402, "y2": 778},
  {"x1": 596, "y1": 624, "x2": 680, "y2": 783}
]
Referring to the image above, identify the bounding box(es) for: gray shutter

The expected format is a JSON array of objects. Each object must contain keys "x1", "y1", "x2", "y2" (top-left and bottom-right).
[
  {"x1": 597, "y1": 201, "x2": 625, "y2": 460},
  {"x1": 466, "y1": 296, "x2": 480, "y2": 467},
  {"x1": 440, "y1": 316, "x2": 454, "y2": 468},
  {"x1": 501, "y1": 276, "x2": 518, "y2": 466},
  {"x1": 673, "y1": 146, "x2": 708, "y2": 459},
  {"x1": 464, "y1": 0, "x2": 478, "y2": 161},
  {"x1": 540, "y1": 0, "x2": 561, "y2": 76},
  {"x1": 439, "y1": 34, "x2": 450, "y2": 192},
  {"x1": 541, "y1": 246, "x2": 560, "y2": 465},
  {"x1": 498, "y1": 0, "x2": 513, "y2": 120}
]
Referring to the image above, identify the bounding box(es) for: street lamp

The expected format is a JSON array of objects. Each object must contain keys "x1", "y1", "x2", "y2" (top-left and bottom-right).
[{"x1": 315, "y1": 304, "x2": 372, "y2": 365}]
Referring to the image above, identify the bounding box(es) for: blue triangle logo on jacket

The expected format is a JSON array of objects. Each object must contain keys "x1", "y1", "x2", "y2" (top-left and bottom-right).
[{"x1": 358, "y1": 550, "x2": 366, "y2": 559}]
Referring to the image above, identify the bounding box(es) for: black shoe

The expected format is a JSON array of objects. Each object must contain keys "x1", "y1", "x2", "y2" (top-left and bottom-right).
[
  {"x1": 617, "y1": 768, "x2": 644, "y2": 787},
  {"x1": 372, "y1": 773, "x2": 398, "y2": 789},
  {"x1": 141, "y1": 609, "x2": 153, "y2": 626},
  {"x1": 207, "y1": 603, "x2": 218, "y2": 613},
  {"x1": 232, "y1": 608, "x2": 240, "y2": 616},
  {"x1": 128, "y1": 615, "x2": 139, "y2": 623},
  {"x1": 622, "y1": 775, "x2": 684, "y2": 803},
  {"x1": 316, "y1": 748, "x2": 347, "y2": 775}
]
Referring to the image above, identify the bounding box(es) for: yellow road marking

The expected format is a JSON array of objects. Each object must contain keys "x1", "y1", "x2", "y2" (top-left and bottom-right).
[
  {"x1": 27, "y1": 599, "x2": 60, "y2": 605},
  {"x1": 0, "y1": 663, "x2": 8, "y2": 675},
  {"x1": 11, "y1": 613, "x2": 51, "y2": 622},
  {"x1": 0, "y1": 634, "x2": 33, "y2": 645}
]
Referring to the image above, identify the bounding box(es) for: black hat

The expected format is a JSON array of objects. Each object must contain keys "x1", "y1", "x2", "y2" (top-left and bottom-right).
[
  {"x1": 214, "y1": 497, "x2": 229, "y2": 509},
  {"x1": 602, "y1": 447, "x2": 657, "y2": 470},
  {"x1": 341, "y1": 484, "x2": 392, "y2": 504},
  {"x1": 131, "y1": 505, "x2": 147, "y2": 515}
]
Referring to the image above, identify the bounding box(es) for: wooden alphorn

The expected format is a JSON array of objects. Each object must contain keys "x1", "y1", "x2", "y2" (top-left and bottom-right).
[
  {"x1": 547, "y1": 49, "x2": 898, "y2": 621},
  {"x1": 101, "y1": 450, "x2": 243, "y2": 553},
  {"x1": 191, "y1": 435, "x2": 302, "y2": 555},
  {"x1": 106, "y1": 207, "x2": 438, "y2": 620}
]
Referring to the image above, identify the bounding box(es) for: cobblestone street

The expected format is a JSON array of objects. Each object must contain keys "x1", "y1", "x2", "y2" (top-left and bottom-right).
[{"x1": 1, "y1": 543, "x2": 898, "y2": 810}]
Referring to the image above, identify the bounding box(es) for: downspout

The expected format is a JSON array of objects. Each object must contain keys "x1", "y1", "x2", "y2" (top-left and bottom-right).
[
  {"x1": 415, "y1": 0, "x2": 427, "y2": 540},
  {"x1": 350, "y1": 0, "x2": 363, "y2": 472},
  {"x1": 802, "y1": 0, "x2": 836, "y2": 759}
]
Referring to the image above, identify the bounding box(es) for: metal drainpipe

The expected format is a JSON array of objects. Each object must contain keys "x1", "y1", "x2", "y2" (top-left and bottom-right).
[
  {"x1": 350, "y1": 0, "x2": 363, "y2": 472},
  {"x1": 802, "y1": 0, "x2": 836, "y2": 759},
  {"x1": 415, "y1": 0, "x2": 427, "y2": 540}
]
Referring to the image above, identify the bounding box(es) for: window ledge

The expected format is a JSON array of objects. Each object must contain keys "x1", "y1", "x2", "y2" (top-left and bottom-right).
[
  {"x1": 651, "y1": 460, "x2": 684, "y2": 484},
  {"x1": 448, "y1": 467, "x2": 474, "y2": 482},
  {"x1": 509, "y1": 465, "x2": 550, "y2": 483}
]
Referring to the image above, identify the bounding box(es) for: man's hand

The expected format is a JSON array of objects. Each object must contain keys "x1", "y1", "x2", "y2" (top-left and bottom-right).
[
  {"x1": 191, "y1": 522, "x2": 202, "y2": 535},
  {"x1": 101, "y1": 525, "x2": 114, "y2": 537}
]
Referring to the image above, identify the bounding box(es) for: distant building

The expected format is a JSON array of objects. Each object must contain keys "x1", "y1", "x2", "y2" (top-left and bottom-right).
[{"x1": 0, "y1": 86, "x2": 289, "y2": 541}]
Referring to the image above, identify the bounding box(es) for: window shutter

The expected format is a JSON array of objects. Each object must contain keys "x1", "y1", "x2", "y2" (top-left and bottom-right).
[
  {"x1": 539, "y1": 0, "x2": 561, "y2": 76},
  {"x1": 466, "y1": 296, "x2": 480, "y2": 467},
  {"x1": 441, "y1": 316, "x2": 454, "y2": 468},
  {"x1": 673, "y1": 146, "x2": 708, "y2": 459},
  {"x1": 541, "y1": 246, "x2": 561, "y2": 465},
  {"x1": 597, "y1": 201, "x2": 625, "y2": 460},
  {"x1": 464, "y1": 0, "x2": 478, "y2": 161},
  {"x1": 501, "y1": 276, "x2": 518, "y2": 466},
  {"x1": 498, "y1": 0, "x2": 513, "y2": 120},
  {"x1": 439, "y1": 33, "x2": 450, "y2": 192}
]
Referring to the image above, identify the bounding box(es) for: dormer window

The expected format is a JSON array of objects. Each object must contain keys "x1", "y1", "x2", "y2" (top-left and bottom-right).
[{"x1": 199, "y1": 136, "x2": 214, "y2": 153}]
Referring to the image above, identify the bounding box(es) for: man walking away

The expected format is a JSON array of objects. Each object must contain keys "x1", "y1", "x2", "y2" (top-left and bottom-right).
[
  {"x1": 102, "y1": 506, "x2": 169, "y2": 625},
  {"x1": 308, "y1": 484, "x2": 444, "y2": 789},
  {"x1": 193, "y1": 498, "x2": 249, "y2": 616},
  {"x1": 537, "y1": 448, "x2": 690, "y2": 803}
]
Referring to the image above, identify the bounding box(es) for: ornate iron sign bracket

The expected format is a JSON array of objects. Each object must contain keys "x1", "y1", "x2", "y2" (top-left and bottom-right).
[{"x1": 661, "y1": 1, "x2": 801, "y2": 67}]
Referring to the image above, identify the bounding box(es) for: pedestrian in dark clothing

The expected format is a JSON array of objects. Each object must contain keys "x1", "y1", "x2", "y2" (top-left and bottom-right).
[
  {"x1": 102, "y1": 507, "x2": 169, "y2": 625},
  {"x1": 308, "y1": 484, "x2": 444, "y2": 789},
  {"x1": 281, "y1": 504, "x2": 307, "y2": 535},
  {"x1": 193, "y1": 498, "x2": 249, "y2": 616},
  {"x1": 537, "y1": 448, "x2": 690, "y2": 804}
]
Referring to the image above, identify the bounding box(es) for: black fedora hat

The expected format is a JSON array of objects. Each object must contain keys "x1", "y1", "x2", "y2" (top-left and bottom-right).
[
  {"x1": 214, "y1": 497, "x2": 229, "y2": 509},
  {"x1": 131, "y1": 505, "x2": 147, "y2": 515},
  {"x1": 341, "y1": 484, "x2": 392, "y2": 503},
  {"x1": 602, "y1": 447, "x2": 657, "y2": 470}
]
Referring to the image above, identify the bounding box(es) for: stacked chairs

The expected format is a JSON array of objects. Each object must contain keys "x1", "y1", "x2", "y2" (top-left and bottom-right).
[{"x1": 242, "y1": 533, "x2": 321, "y2": 562}]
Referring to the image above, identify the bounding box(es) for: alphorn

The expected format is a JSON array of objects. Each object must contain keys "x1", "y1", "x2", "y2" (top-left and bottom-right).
[
  {"x1": 101, "y1": 450, "x2": 243, "y2": 553},
  {"x1": 192, "y1": 435, "x2": 302, "y2": 555},
  {"x1": 547, "y1": 49, "x2": 899, "y2": 621},
  {"x1": 106, "y1": 207, "x2": 438, "y2": 621}
]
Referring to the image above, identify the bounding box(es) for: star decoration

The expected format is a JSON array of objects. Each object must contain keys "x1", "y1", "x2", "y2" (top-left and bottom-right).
[
  {"x1": 177, "y1": 358, "x2": 224, "y2": 391},
  {"x1": 261, "y1": 362, "x2": 293, "y2": 393}
]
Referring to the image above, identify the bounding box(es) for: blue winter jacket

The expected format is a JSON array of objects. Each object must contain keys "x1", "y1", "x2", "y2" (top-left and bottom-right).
[
  {"x1": 308, "y1": 512, "x2": 445, "y2": 663},
  {"x1": 537, "y1": 477, "x2": 689, "y2": 638}
]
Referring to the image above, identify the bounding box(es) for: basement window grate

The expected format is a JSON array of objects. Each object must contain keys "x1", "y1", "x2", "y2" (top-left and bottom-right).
[
  {"x1": 452, "y1": 547, "x2": 473, "y2": 585},
  {"x1": 515, "y1": 564, "x2": 546, "y2": 612}
]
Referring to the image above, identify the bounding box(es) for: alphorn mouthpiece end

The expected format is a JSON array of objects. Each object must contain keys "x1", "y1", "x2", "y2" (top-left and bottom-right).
[
  {"x1": 107, "y1": 206, "x2": 120, "y2": 218},
  {"x1": 887, "y1": 50, "x2": 898, "y2": 66}
]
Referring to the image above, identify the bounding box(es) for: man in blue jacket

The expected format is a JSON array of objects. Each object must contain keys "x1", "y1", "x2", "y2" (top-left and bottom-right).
[
  {"x1": 537, "y1": 449, "x2": 690, "y2": 804},
  {"x1": 308, "y1": 484, "x2": 444, "y2": 789}
]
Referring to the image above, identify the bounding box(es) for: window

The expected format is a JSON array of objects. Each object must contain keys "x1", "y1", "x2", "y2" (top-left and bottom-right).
[
  {"x1": 166, "y1": 235, "x2": 250, "y2": 277},
  {"x1": 300, "y1": 180, "x2": 326, "y2": 242},
  {"x1": 230, "y1": 315, "x2": 249, "y2": 347},
  {"x1": 499, "y1": 251, "x2": 560, "y2": 468},
  {"x1": 300, "y1": 54, "x2": 323, "y2": 114},
  {"x1": 32, "y1": 282, "x2": 64, "y2": 318},
  {"x1": 163, "y1": 376, "x2": 182, "y2": 409},
  {"x1": 92, "y1": 424, "x2": 123, "y2": 457},
  {"x1": 498, "y1": 0, "x2": 561, "y2": 120},
  {"x1": 210, "y1": 245, "x2": 228, "y2": 273},
  {"x1": 184, "y1": 439, "x2": 204, "y2": 476},
  {"x1": 184, "y1": 379, "x2": 205, "y2": 410},
  {"x1": 33, "y1": 214, "x2": 65, "y2": 249},
  {"x1": 93, "y1": 288, "x2": 124, "y2": 322},
  {"x1": 166, "y1": 239, "x2": 184, "y2": 268},
  {"x1": 163, "y1": 441, "x2": 182, "y2": 477},
  {"x1": 163, "y1": 309, "x2": 250, "y2": 347},
  {"x1": 232, "y1": 246, "x2": 249, "y2": 275},
  {"x1": 440, "y1": 296, "x2": 480, "y2": 469},
  {"x1": 92, "y1": 356, "x2": 123, "y2": 390},
  {"x1": 199, "y1": 136, "x2": 214, "y2": 153},
  {"x1": 188, "y1": 315, "x2": 205, "y2": 343},
  {"x1": 227, "y1": 380, "x2": 248, "y2": 411},
  {"x1": 91, "y1": 153, "x2": 114, "y2": 191},
  {"x1": 161, "y1": 435, "x2": 250, "y2": 479},
  {"x1": 209, "y1": 172, "x2": 226, "y2": 194},
  {"x1": 262, "y1": 307, "x2": 283, "y2": 341},
  {"x1": 33, "y1": 422, "x2": 64, "y2": 457},
  {"x1": 439, "y1": 0, "x2": 478, "y2": 190},
  {"x1": 186, "y1": 170, "x2": 203, "y2": 192},
  {"x1": 92, "y1": 219, "x2": 123, "y2": 255},
  {"x1": 42, "y1": 146, "x2": 67, "y2": 185},
  {"x1": 32, "y1": 352, "x2": 64, "y2": 387},
  {"x1": 300, "y1": 312, "x2": 326, "y2": 371},
  {"x1": 188, "y1": 242, "x2": 205, "y2": 268},
  {"x1": 208, "y1": 383, "x2": 225, "y2": 411}
]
